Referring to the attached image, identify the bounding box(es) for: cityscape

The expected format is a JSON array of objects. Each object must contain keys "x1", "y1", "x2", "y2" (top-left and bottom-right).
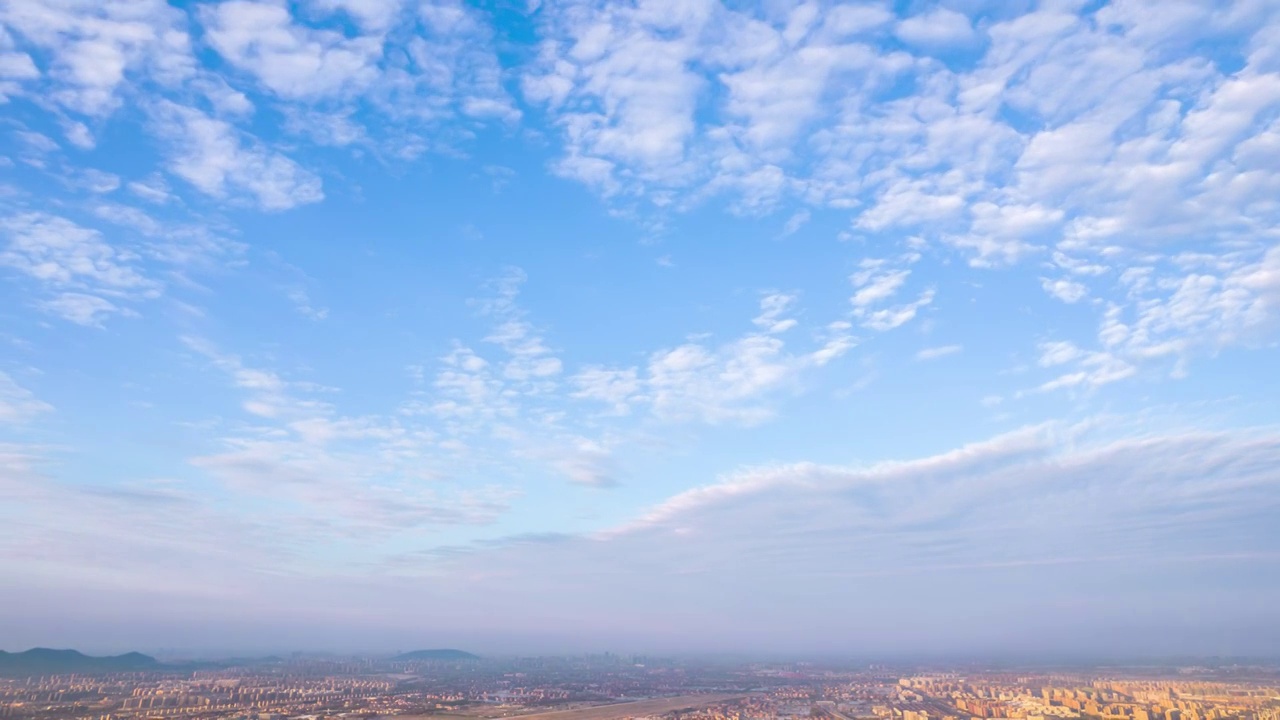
[{"x1": 2, "y1": 651, "x2": 1279, "y2": 720}]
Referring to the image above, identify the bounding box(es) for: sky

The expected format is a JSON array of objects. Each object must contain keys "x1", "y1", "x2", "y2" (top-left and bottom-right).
[{"x1": 1, "y1": 0, "x2": 1279, "y2": 658}]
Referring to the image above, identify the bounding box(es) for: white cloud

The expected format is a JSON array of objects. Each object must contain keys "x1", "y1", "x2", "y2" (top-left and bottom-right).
[
  {"x1": 6, "y1": 421, "x2": 1278, "y2": 652},
  {"x1": 1036, "y1": 245, "x2": 1280, "y2": 391},
  {"x1": 149, "y1": 101, "x2": 323, "y2": 210},
  {"x1": 858, "y1": 289, "x2": 935, "y2": 331},
  {"x1": 91, "y1": 202, "x2": 245, "y2": 270},
  {"x1": 62, "y1": 120, "x2": 94, "y2": 149},
  {"x1": 1034, "y1": 340, "x2": 1135, "y2": 392},
  {"x1": 778, "y1": 208, "x2": 810, "y2": 237},
  {"x1": 523, "y1": 0, "x2": 910, "y2": 207},
  {"x1": 570, "y1": 367, "x2": 641, "y2": 415},
  {"x1": 520, "y1": 1, "x2": 1280, "y2": 387},
  {"x1": 0, "y1": 212, "x2": 158, "y2": 324},
  {"x1": 15, "y1": 130, "x2": 59, "y2": 154},
  {"x1": 438, "y1": 275, "x2": 853, "y2": 436},
  {"x1": 0, "y1": 50, "x2": 39, "y2": 84},
  {"x1": 851, "y1": 266, "x2": 909, "y2": 307},
  {"x1": 126, "y1": 176, "x2": 174, "y2": 204},
  {"x1": 2, "y1": 0, "x2": 516, "y2": 225},
  {"x1": 574, "y1": 294, "x2": 852, "y2": 426},
  {"x1": 39, "y1": 292, "x2": 122, "y2": 326},
  {"x1": 0, "y1": 371, "x2": 52, "y2": 424},
  {"x1": 202, "y1": 0, "x2": 383, "y2": 99},
  {"x1": 71, "y1": 168, "x2": 121, "y2": 194},
  {"x1": 407, "y1": 423, "x2": 1280, "y2": 653},
  {"x1": 0, "y1": 0, "x2": 195, "y2": 116},
  {"x1": 849, "y1": 255, "x2": 933, "y2": 331},
  {"x1": 477, "y1": 268, "x2": 563, "y2": 384},
  {"x1": 287, "y1": 287, "x2": 329, "y2": 321},
  {"x1": 524, "y1": 1, "x2": 712, "y2": 193},
  {"x1": 182, "y1": 336, "x2": 515, "y2": 531},
  {"x1": 645, "y1": 335, "x2": 789, "y2": 425},
  {"x1": 916, "y1": 344, "x2": 962, "y2": 361},
  {"x1": 546, "y1": 435, "x2": 617, "y2": 488},
  {"x1": 1041, "y1": 277, "x2": 1088, "y2": 303},
  {"x1": 92, "y1": 203, "x2": 161, "y2": 235},
  {"x1": 309, "y1": 0, "x2": 404, "y2": 34},
  {"x1": 895, "y1": 8, "x2": 976, "y2": 49},
  {"x1": 752, "y1": 292, "x2": 798, "y2": 333}
]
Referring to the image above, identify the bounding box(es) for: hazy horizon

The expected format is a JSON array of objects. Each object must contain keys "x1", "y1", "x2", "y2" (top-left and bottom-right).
[{"x1": 2, "y1": 0, "x2": 1279, "y2": 657}]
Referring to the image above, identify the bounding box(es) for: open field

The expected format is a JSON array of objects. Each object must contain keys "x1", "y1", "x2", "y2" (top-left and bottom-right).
[{"x1": 389, "y1": 694, "x2": 752, "y2": 720}]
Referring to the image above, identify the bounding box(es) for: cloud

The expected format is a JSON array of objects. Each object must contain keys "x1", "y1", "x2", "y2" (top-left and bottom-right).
[
  {"x1": 752, "y1": 292, "x2": 799, "y2": 333},
  {"x1": 849, "y1": 255, "x2": 934, "y2": 331},
  {"x1": 895, "y1": 8, "x2": 976, "y2": 49},
  {"x1": 198, "y1": 0, "x2": 519, "y2": 154},
  {"x1": 430, "y1": 423, "x2": 1280, "y2": 651},
  {"x1": 201, "y1": 0, "x2": 383, "y2": 99},
  {"x1": 570, "y1": 367, "x2": 641, "y2": 415},
  {"x1": 857, "y1": 289, "x2": 934, "y2": 332},
  {"x1": 70, "y1": 168, "x2": 121, "y2": 194},
  {"x1": 39, "y1": 292, "x2": 123, "y2": 326},
  {"x1": 521, "y1": 0, "x2": 1280, "y2": 385},
  {"x1": 149, "y1": 101, "x2": 324, "y2": 210},
  {"x1": 2, "y1": 0, "x2": 517, "y2": 231},
  {"x1": 0, "y1": 0, "x2": 195, "y2": 116},
  {"x1": 126, "y1": 176, "x2": 174, "y2": 204},
  {"x1": 1036, "y1": 245, "x2": 1280, "y2": 391},
  {"x1": 522, "y1": 0, "x2": 909, "y2": 207},
  {"x1": 91, "y1": 202, "x2": 245, "y2": 269},
  {"x1": 0, "y1": 212, "x2": 159, "y2": 324},
  {"x1": 116, "y1": 421, "x2": 1268, "y2": 654},
  {"x1": 778, "y1": 208, "x2": 810, "y2": 237},
  {"x1": 546, "y1": 436, "x2": 618, "y2": 488},
  {"x1": 477, "y1": 268, "x2": 564, "y2": 383},
  {"x1": 570, "y1": 293, "x2": 852, "y2": 426},
  {"x1": 916, "y1": 344, "x2": 962, "y2": 361},
  {"x1": 9, "y1": 415, "x2": 1275, "y2": 654},
  {"x1": 182, "y1": 336, "x2": 516, "y2": 533},
  {"x1": 310, "y1": 0, "x2": 405, "y2": 34},
  {"x1": 0, "y1": 371, "x2": 52, "y2": 424},
  {"x1": 1034, "y1": 340, "x2": 1135, "y2": 392},
  {"x1": 1041, "y1": 277, "x2": 1088, "y2": 303},
  {"x1": 401, "y1": 274, "x2": 857, "y2": 492},
  {"x1": 851, "y1": 266, "x2": 909, "y2": 308},
  {"x1": 287, "y1": 287, "x2": 329, "y2": 321}
]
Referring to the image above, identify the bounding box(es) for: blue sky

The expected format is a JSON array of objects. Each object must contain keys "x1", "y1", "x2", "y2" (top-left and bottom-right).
[{"x1": 1, "y1": 0, "x2": 1279, "y2": 656}]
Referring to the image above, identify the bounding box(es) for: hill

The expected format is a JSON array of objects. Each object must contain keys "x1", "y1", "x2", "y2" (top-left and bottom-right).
[
  {"x1": 0, "y1": 649, "x2": 159, "y2": 676},
  {"x1": 392, "y1": 649, "x2": 480, "y2": 661}
]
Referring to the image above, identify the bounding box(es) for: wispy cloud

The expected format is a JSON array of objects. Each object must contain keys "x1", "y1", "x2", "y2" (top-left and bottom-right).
[
  {"x1": 0, "y1": 212, "x2": 160, "y2": 325},
  {"x1": 916, "y1": 344, "x2": 962, "y2": 361},
  {"x1": 0, "y1": 371, "x2": 52, "y2": 424},
  {"x1": 571, "y1": 292, "x2": 852, "y2": 426},
  {"x1": 149, "y1": 101, "x2": 324, "y2": 211}
]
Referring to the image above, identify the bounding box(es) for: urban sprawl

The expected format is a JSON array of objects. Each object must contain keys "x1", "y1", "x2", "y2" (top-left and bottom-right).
[{"x1": 2, "y1": 654, "x2": 1278, "y2": 720}]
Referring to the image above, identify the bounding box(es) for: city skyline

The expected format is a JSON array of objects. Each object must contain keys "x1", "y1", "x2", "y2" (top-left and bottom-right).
[
  {"x1": 3, "y1": 652, "x2": 1280, "y2": 720},
  {"x1": 1, "y1": 0, "x2": 1279, "y2": 655}
]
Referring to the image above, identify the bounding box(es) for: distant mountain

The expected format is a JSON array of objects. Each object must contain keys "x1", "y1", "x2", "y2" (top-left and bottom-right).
[
  {"x1": 392, "y1": 649, "x2": 480, "y2": 661},
  {"x1": 0, "y1": 648, "x2": 159, "y2": 676}
]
